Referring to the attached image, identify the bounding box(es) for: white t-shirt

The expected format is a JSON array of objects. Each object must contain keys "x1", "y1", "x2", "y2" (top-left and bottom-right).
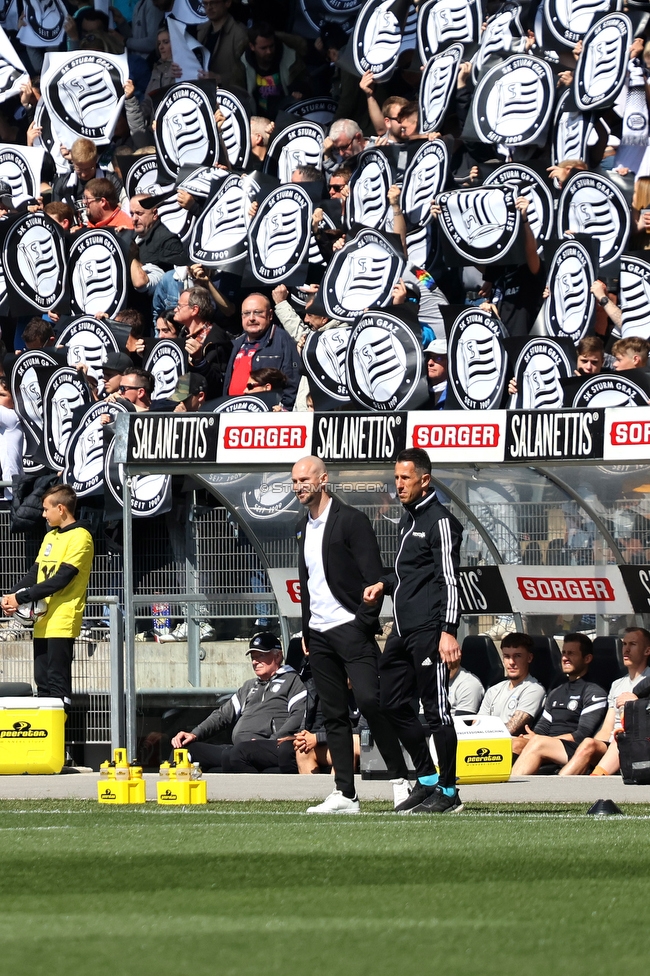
[
  {"x1": 449, "y1": 668, "x2": 484, "y2": 715},
  {"x1": 0, "y1": 405, "x2": 23, "y2": 500},
  {"x1": 304, "y1": 498, "x2": 355, "y2": 633},
  {"x1": 478, "y1": 675, "x2": 546, "y2": 724},
  {"x1": 609, "y1": 667, "x2": 650, "y2": 732}
]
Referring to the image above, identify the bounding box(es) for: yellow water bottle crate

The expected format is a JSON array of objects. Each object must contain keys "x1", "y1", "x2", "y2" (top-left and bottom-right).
[
  {"x1": 0, "y1": 697, "x2": 65, "y2": 774},
  {"x1": 454, "y1": 716, "x2": 512, "y2": 784},
  {"x1": 157, "y1": 749, "x2": 207, "y2": 805},
  {"x1": 98, "y1": 748, "x2": 146, "y2": 804}
]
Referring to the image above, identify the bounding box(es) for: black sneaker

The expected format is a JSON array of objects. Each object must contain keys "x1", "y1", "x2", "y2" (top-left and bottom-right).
[
  {"x1": 411, "y1": 785, "x2": 464, "y2": 814},
  {"x1": 394, "y1": 781, "x2": 438, "y2": 814}
]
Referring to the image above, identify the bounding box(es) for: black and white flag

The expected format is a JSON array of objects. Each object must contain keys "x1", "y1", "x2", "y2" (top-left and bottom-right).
[
  {"x1": 264, "y1": 121, "x2": 324, "y2": 183},
  {"x1": 38, "y1": 366, "x2": 92, "y2": 470},
  {"x1": 11, "y1": 350, "x2": 57, "y2": 460},
  {"x1": 346, "y1": 147, "x2": 393, "y2": 230},
  {"x1": 483, "y1": 163, "x2": 554, "y2": 244},
  {"x1": 64, "y1": 400, "x2": 127, "y2": 497},
  {"x1": 352, "y1": 0, "x2": 409, "y2": 80},
  {"x1": 507, "y1": 336, "x2": 576, "y2": 410},
  {"x1": 190, "y1": 173, "x2": 248, "y2": 268},
  {"x1": 156, "y1": 187, "x2": 197, "y2": 242},
  {"x1": 557, "y1": 170, "x2": 630, "y2": 267},
  {"x1": 41, "y1": 51, "x2": 128, "y2": 146},
  {"x1": 552, "y1": 89, "x2": 592, "y2": 164},
  {"x1": 154, "y1": 82, "x2": 218, "y2": 179},
  {"x1": 68, "y1": 229, "x2": 127, "y2": 318},
  {"x1": 2, "y1": 212, "x2": 67, "y2": 314},
  {"x1": 176, "y1": 164, "x2": 221, "y2": 200},
  {"x1": 443, "y1": 305, "x2": 508, "y2": 410},
  {"x1": 563, "y1": 370, "x2": 650, "y2": 408},
  {"x1": 620, "y1": 253, "x2": 650, "y2": 340},
  {"x1": 303, "y1": 327, "x2": 353, "y2": 410},
  {"x1": 401, "y1": 140, "x2": 449, "y2": 230},
  {"x1": 465, "y1": 54, "x2": 554, "y2": 147},
  {"x1": 18, "y1": 0, "x2": 66, "y2": 48},
  {"x1": 419, "y1": 44, "x2": 464, "y2": 133},
  {"x1": 247, "y1": 184, "x2": 313, "y2": 286},
  {"x1": 57, "y1": 316, "x2": 120, "y2": 389},
  {"x1": 167, "y1": 15, "x2": 210, "y2": 81},
  {"x1": 170, "y1": 0, "x2": 206, "y2": 25},
  {"x1": 574, "y1": 12, "x2": 632, "y2": 111},
  {"x1": 537, "y1": 0, "x2": 619, "y2": 50},
  {"x1": 300, "y1": 0, "x2": 360, "y2": 31},
  {"x1": 288, "y1": 97, "x2": 339, "y2": 127},
  {"x1": 104, "y1": 429, "x2": 172, "y2": 519},
  {"x1": 124, "y1": 154, "x2": 159, "y2": 199},
  {"x1": 0, "y1": 145, "x2": 42, "y2": 206},
  {"x1": 436, "y1": 184, "x2": 521, "y2": 265},
  {"x1": 417, "y1": 0, "x2": 482, "y2": 61},
  {"x1": 212, "y1": 393, "x2": 279, "y2": 412},
  {"x1": 143, "y1": 340, "x2": 187, "y2": 400},
  {"x1": 473, "y1": 2, "x2": 526, "y2": 78},
  {"x1": 0, "y1": 26, "x2": 28, "y2": 104},
  {"x1": 537, "y1": 237, "x2": 596, "y2": 341},
  {"x1": 321, "y1": 227, "x2": 405, "y2": 322},
  {"x1": 215, "y1": 89, "x2": 250, "y2": 170},
  {"x1": 346, "y1": 306, "x2": 428, "y2": 411}
]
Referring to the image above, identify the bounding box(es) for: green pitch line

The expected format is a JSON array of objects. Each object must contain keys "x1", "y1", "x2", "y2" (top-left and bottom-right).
[{"x1": 0, "y1": 801, "x2": 646, "y2": 976}]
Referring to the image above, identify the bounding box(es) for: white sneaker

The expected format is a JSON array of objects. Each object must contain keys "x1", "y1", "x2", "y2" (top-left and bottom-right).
[
  {"x1": 306, "y1": 790, "x2": 360, "y2": 814},
  {"x1": 391, "y1": 778, "x2": 412, "y2": 809},
  {"x1": 199, "y1": 622, "x2": 216, "y2": 641}
]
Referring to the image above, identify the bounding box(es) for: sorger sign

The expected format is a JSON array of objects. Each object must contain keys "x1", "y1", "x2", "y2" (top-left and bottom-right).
[
  {"x1": 500, "y1": 565, "x2": 632, "y2": 614},
  {"x1": 406, "y1": 411, "x2": 506, "y2": 463},
  {"x1": 216, "y1": 413, "x2": 314, "y2": 464},
  {"x1": 604, "y1": 407, "x2": 650, "y2": 460}
]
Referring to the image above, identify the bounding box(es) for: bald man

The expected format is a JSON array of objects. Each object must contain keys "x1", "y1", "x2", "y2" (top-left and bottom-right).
[{"x1": 292, "y1": 457, "x2": 409, "y2": 814}]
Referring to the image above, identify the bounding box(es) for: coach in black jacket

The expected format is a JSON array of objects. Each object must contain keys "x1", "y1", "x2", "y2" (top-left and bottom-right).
[{"x1": 293, "y1": 456, "x2": 408, "y2": 814}]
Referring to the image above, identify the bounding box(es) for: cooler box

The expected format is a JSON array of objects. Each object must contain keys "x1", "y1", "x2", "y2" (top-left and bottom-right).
[
  {"x1": 0, "y1": 697, "x2": 65, "y2": 774},
  {"x1": 453, "y1": 715, "x2": 512, "y2": 784}
]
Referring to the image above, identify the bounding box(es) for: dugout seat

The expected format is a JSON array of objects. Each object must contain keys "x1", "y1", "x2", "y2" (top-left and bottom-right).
[
  {"x1": 0, "y1": 682, "x2": 32, "y2": 696},
  {"x1": 528, "y1": 636, "x2": 563, "y2": 691},
  {"x1": 588, "y1": 637, "x2": 625, "y2": 695},
  {"x1": 461, "y1": 636, "x2": 504, "y2": 689}
]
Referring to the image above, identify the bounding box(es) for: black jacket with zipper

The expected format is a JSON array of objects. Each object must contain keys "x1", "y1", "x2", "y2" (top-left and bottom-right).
[{"x1": 380, "y1": 489, "x2": 463, "y2": 638}]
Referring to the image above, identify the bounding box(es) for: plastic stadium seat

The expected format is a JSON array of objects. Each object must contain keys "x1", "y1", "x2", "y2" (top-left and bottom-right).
[
  {"x1": 588, "y1": 637, "x2": 626, "y2": 695},
  {"x1": 461, "y1": 636, "x2": 504, "y2": 689},
  {"x1": 0, "y1": 682, "x2": 32, "y2": 696},
  {"x1": 285, "y1": 637, "x2": 304, "y2": 672},
  {"x1": 528, "y1": 637, "x2": 563, "y2": 691}
]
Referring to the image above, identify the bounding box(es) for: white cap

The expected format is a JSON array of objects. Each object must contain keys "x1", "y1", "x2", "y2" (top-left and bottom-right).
[{"x1": 424, "y1": 339, "x2": 447, "y2": 356}]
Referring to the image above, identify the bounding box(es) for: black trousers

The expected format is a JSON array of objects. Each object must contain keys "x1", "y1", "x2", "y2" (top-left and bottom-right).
[
  {"x1": 308, "y1": 620, "x2": 409, "y2": 797},
  {"x1": 33, "y1": 637, "x2": 74, "y2": 710},
  {"x1": 227, "y1": 738, "x2": 298, "y2": 774},
  {"x1": 185, "y1": 742, "x2": 233, "y2": 771},
  {"x1": 379, "y1": 628, "x2": 457, "y2": 788}
]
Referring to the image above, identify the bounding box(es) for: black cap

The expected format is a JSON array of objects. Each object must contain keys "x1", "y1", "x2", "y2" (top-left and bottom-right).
[
  {"x1": 246, "y1": 632, "x2": 282, "y2": 654},
  {"x1": 104, "y1": 351, "x2": 134, "y2": 373}
]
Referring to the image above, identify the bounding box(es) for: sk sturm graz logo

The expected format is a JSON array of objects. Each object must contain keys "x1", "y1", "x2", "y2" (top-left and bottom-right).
[
  {"x1": 544, "y1": 239, "x2": 595, "y2": 341},
  {"x1": 11, "y1": 350, "x2": 57, "y2": 448},
  {"x1": 190, "y1": 174, "x2": 247, "y2": 267},
  {"x1": 156, "y1": 189, "x2": 196, "y2": 242},
  {"x1": 353, "y1": 0, "x2": 403, "y2": 79},
  {"x1": 0, "y1": 720, "x2": 47, "y2": 738},
  {"x1": 154, "y1": 83, "x2": 218, "y2": 179},
  {"x1": 420, "y1": 44, "x2": 463, "y2": 133},
  {"x1": 474, "y1": 2, "x2": 524, "y2": 77},
  {"x1": 447, "y1": 307, "x2": 507, "y2": 410},
  {"x1": 321, "y1": 228, "x2": 405, "y2": 322},
  {"x1": 401, "y1": 140, "x2": 448, "y2": 229},
  {"x1": 471, "y1": 55, "x2": 554, "y2": 146},
  {"x1": 215, "y1": 89, "x2": 250, "y2": 170},
  {"x1": 512, "y1": 339, "x2": 573, "y2": 410},
  {"x1": 484, "y1": 163, "x2": 554, "y2": 244},
  {"x1": 288, "y1": 97, "x2": 339, "y2": 126},
  {"x1": 574, "y1": 13, "x2": 632, "y2": 110},
  {"x1": 45, "y1": 53, "x2": 124, "y2": 141},
  {"x1": 143, "y1": 340, "x2": 185, "y2": 400},
  {"x1": 64, "y1": 400, "x2": 127, "y2": 496},
  {"x1": 57, "y1": 315, "x2": 120, "y2": 385},
  {"x1": 620, "y1": 255, "x2": 650, "y2": 340},
  {"x1": 571, "y1": 373, "x2": 649, "y2": 408},
  {"x1": 557, "y1": 171, "x2": 630, "y2": 267},
  {"x1": 3, "y1": 212, "x2": 66, "y2": 312},
  {"x1": 346, "y1": 148, "x2": 392, "y2": 230},
  {"x1": 26, "y1": 0, "x2": 65, "y2": 43},
  {"x1": 552, "y1": 89, "x2": 592, "y2": 164},
  {"x1": 303, "y1": 327, "x2": 352, "y2": 402},
  {"x1": 437, "y1": 185, "x2": 520, "y2": 264},
  {"x1": 124, "y1": 154, "x2": 158, "y2": 199},
  {"x1": 68, "y1": 229, "x2": 127, "y2": 317},
  {"x1": 248, "y1": 184, "x2": 312, "y2": 285},
  {"x1": 42, "y1": 367, "x2": 90, "y2": 469},
  {"x1": 418, "y1": 0, "x2": 480, "y2": 60},
  {"x1": 265, "y1": 122, "x2": 324, "y2": 184},
  {"x1": 105, "y1": 436, "x2": 171, "y2": 517},
  {"x1": 542, "y1": 0, "x2": 614, "y2": 47},
  {"x1": 0, "y1": 148, "x2": 37, "y2": 206},
  {"x1": 242, "y1": 472, "x2": 301, "y2": 520},
  {"x1": 346, "y1": 310, "x2": 424, "y2": 411},
  {"x1": 214, "y1": 395, "x2": 272, "y2": 412}
]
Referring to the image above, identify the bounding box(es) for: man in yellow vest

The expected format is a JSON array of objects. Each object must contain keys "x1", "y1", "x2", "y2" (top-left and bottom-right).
[{"x1": 1, "y1": 485, "x2": 94, "y2": 712}]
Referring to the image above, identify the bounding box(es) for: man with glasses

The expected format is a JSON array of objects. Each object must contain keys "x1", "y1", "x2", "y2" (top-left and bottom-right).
[
  {"x1": 223, "y1": 293, "x2": 300, "y2": 409},
  {"x1": 101, "y1": 352, "x2": 134, "y2": 400},
  {"x1": 82, "y1": 179, "x2": 133, "y2": 230},
  {"x1": 195, "y1": 0, "x2": 248, "y2": 88},
  {"x1": 174, "y1": 287, "x2": 232, "y2": 399},
  {"x1": 53, "y1": 138, "x2": 124, "y2": 226},
  {"x1": 112, "y1": 369, "x2": 153, "y2": 412},
  {"x1": 359, "y1": 70, "x2": 408, "y2": 142},
  {"x1": 323, "y1": 119, "x2": 370, "y2": 175}
]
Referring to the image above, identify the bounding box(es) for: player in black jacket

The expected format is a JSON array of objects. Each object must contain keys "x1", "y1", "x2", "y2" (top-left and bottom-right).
[
  {"x1": 364, "y1": 448, "x2": 464, "y2": 815},
  {"x1": 512, "y1": 633, "x2": 607, "y2": 774}
]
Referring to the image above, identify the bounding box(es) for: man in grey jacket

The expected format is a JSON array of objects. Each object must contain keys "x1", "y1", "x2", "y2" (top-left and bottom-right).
[{"x1": 171, "y1": 633, "x2": 307, "y2": 771}]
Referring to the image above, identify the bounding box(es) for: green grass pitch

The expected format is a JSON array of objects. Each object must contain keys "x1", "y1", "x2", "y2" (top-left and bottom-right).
[{"x1": 0, "y1": 799, "x2": 647, "y2": 976}]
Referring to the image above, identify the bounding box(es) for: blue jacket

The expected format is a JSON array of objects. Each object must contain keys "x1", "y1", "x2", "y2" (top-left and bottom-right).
[{"x1": 223, "y1": 322, "x2": 301, "y2": 409}]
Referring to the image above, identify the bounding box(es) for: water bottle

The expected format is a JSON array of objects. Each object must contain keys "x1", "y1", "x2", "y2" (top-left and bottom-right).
[
  {"x1": 152, "y1": 602, "x2": 171, "y2": 639},
  {"x1": 191, "y1": 762, "x2": 202, "y2": 780}
]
